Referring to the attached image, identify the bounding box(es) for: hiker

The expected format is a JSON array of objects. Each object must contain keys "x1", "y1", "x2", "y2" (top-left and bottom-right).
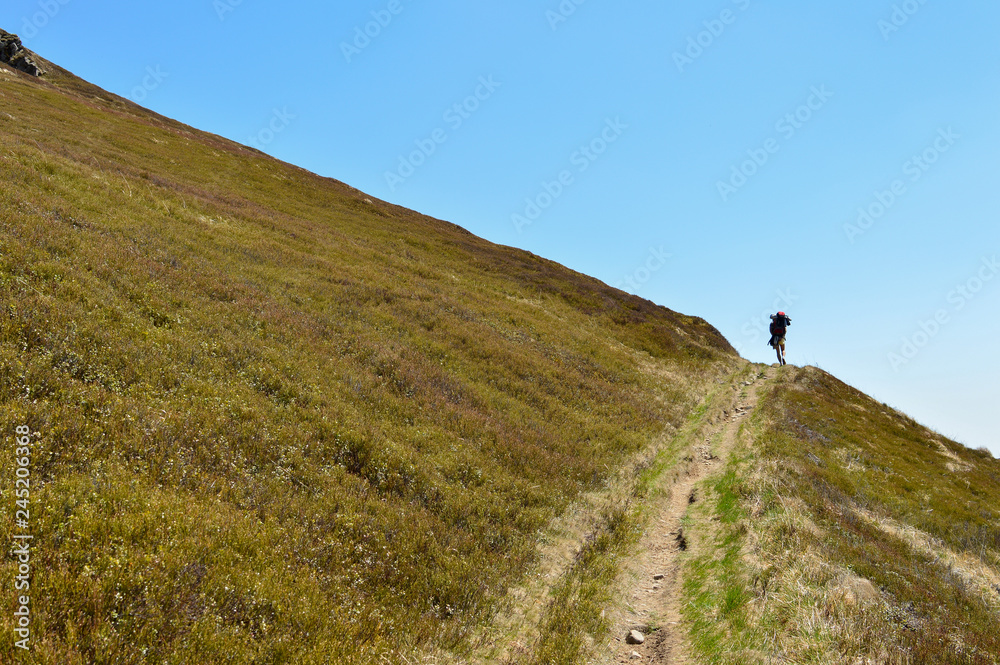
[{"x1": 768, "y1": 311, "x2": 791, "y2": 366}]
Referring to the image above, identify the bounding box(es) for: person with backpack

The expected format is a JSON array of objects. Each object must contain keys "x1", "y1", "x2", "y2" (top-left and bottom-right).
[{"x1": 768, "y1": 311, "x2": 791, "y2": 365}]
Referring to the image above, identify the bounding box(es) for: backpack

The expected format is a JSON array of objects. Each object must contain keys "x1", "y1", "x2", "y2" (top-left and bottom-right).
[{"x1": 769, "y1": 313, "x2": 790, "y2": 336}]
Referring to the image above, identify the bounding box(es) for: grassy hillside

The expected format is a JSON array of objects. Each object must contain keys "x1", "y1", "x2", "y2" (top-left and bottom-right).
[
  {"x1": 0, "y1": 52, "x2": 737, "y2": 663},
  {"x1": 4, "y1": 45, "x2": 997, "y2": 665},
  {"x1": 684, "y1": 366, "x2": 1000, "y2": 664}
]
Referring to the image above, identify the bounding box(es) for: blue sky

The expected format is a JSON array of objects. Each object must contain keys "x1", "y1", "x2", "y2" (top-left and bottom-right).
[{"x1": 5, "y1": 0, "x2": 998, "y2": 455}]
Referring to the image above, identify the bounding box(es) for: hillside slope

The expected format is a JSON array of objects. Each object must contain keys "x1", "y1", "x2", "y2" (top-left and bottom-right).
[
  {"x1": 731, "y1": 366, "x2": 1000, "y2": 663},
  {"x1": 2, "y1": 43, "x2": 998, "y2": 665},
  {"x1": 0, "y1": 44, "x2": 737, "y2": 664}
]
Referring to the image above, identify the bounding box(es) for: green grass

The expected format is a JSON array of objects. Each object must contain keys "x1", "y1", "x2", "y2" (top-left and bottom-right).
[
  {"x1": 683, "y1": 457, "x2": 759, "y2": 663},
  {"x1": 0, "y1": 60, "x2": 736, "y2": 663}
]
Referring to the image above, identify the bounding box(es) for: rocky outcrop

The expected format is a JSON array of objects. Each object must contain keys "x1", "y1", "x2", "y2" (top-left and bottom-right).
[{"x1": 0, "y1": 29, "x2": 44, "y2": 76}]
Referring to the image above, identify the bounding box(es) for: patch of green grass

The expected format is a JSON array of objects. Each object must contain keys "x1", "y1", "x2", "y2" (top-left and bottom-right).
[{"x1": 683, "y1": 457, "x2": 760, "y2": 664}]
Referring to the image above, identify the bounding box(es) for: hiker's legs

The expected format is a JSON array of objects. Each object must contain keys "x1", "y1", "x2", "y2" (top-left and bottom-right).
[
  {"x1": 779, "y1": 341, "x2": 786, "y2": 365},
  {"x1": 774, "y1": 344, "x2": 782, "y2": 364}
]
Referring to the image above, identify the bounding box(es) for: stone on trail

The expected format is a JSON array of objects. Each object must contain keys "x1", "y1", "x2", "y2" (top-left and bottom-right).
[{"x1": 626, "y1": 629, "x2": 645, "y2": 645}]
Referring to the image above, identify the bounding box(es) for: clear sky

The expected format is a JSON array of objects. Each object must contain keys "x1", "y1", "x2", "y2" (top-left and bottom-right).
[{"x1": 5, "y1": 0, "x2": 998, "y2": 455}]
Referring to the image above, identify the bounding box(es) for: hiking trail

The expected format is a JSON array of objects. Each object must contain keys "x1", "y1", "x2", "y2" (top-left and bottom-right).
[{"x1": 599, "y1": 366, "x2": 772, "y2": 664}]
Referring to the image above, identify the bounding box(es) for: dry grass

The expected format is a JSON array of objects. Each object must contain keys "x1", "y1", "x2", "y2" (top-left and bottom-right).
[
  {"x1": 683, "y1": 365, "x2": 1000, "y2": 665},
  {"x1": 853, "y1": 508, "x2": 1000, "y2": 614}
]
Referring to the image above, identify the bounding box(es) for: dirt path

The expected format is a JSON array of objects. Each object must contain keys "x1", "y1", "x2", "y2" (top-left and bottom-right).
[{"x1": 600, "y1": 366, "x2": 771, "y2": 664}]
